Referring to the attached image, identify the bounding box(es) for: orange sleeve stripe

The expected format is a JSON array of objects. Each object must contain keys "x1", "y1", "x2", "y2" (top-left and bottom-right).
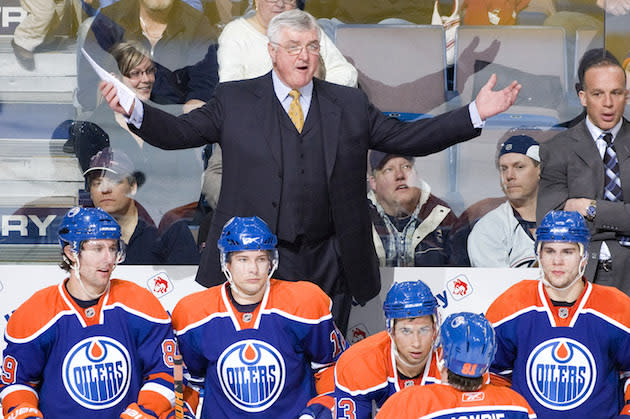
[
  {"x1": 172, "y1": 288, "x2": 223, "y2": 332},
  {"x1": 266, "y1": 280, "x2": 332, "y2": 320},
  {"x1": 486, "y1": 280, "x2": 540, "y2": 324},
  {"x1": 108, "y1": 280, "x2": 170, "y2": 320},
  {"x1": 137, "y1": 390, "x2": 172, "y2": 417},
  {"x1": 308, "y1": 393, "x2": 335, "y2": 409},
  {"x1": 582, "y1": 284, "x2": 630, "y2": 329},
  {"x1": 2, "y1": 389, "x2": 38, "y2": 416},
  {"x1": 314, "y1": 366, "x2": 335, "y2": 394},
  {"x1": 6, "y1": 285, "x2": 69, "y2": 340}
]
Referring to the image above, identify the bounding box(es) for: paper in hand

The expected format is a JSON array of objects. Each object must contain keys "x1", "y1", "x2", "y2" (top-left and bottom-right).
[{"x1": 81, "y1": 48, "x2": 136, "y2": 114}]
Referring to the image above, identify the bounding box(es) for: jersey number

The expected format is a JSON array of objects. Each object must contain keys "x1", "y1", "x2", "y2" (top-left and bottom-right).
[
  {"x1": 1, "y1": 356, "x2": 17, "y2": 385},
  {"x1": 162, "y1": 339, "x2": 177, "y2": 368},
  {"x1": 461, "y1": 363, "x2": 478, "y2": 376},
  {"x1": 337, "y1": 398, "x2": 356, "y2": 419},
  {"x1": 330, "y1": 329, "x2": 345, "y2": 358}
]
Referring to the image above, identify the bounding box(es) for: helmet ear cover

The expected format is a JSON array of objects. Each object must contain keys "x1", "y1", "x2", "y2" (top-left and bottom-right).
[{"x1": 438, "y1": 312, "x2": 496, "y2": 378}]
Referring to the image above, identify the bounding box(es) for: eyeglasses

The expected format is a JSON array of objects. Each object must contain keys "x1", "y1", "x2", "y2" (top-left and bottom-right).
[
  {"x1": 263, "y1": 0, "x2": 297, "y2": 5},
  {"x1": 273, "y1": 42, "x2": 320, "y2": 56},
  {"x1": 127, "y1": 66, "x2": 157, "y2": 80}
]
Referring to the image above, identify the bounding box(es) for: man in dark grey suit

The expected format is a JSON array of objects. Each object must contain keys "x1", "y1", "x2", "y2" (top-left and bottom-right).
[
  {"x1": 538, "y1": 48, "x2": 630, "y2": 295},
  {"x1": 100, "y1": 9, "x2": 520, "y2": 332}
]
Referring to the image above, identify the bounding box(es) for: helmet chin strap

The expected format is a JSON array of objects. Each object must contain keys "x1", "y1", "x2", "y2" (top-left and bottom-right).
[
  {"x1": 71, "y1": 251, "x2": 110, "y2": 300},
  {"x1": 537, "y1": 253, "x2": 587, "y2": 292},
  {"x1": 222, "y1": 259, "x2": 278, "y2": 301}
]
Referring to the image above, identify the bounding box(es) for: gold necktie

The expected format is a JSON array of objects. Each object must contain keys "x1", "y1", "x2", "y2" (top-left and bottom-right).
[{"x1": 288, "y1": 89, "x2": 304, "y2": 133}]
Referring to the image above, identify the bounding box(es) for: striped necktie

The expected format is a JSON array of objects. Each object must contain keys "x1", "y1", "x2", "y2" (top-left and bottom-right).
[
  {"x1": 602, "y1": 132, "x2": 630, "y2": 246},
  {"x1": 288, "y1": 89, "x2": 304, "y2": 133},
  {"x1": 602, "y1": 132, "x2": 623, "y2": 201}
]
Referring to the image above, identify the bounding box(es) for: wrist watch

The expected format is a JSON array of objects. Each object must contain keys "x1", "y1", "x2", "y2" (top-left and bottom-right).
[{"x1": 585, "y1": 200, "x2": 597, "y2": 222}]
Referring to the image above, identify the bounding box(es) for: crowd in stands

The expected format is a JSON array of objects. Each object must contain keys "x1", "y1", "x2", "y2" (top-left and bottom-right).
[{"x1": 3, "y1": 0, "x2": 630, "y2": 417}]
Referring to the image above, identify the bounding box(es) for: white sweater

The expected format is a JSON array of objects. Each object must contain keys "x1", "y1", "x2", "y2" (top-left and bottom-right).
[{"x1": 217, "y1": 17, "x2": 357, "y2": 87}]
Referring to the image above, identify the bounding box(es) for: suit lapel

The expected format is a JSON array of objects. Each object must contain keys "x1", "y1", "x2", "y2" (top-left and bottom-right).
[
  {"x1": 256, "y1": 74, "x2": 282, "y2": 168},
  {"x1": 314, "y1": 79, "x2": 342, "y2": 179},
  {"x1": 614, "y1": 120, "x2": 630, "y2": 162}
]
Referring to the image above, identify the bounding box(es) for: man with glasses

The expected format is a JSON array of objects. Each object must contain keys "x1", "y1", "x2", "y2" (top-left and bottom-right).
[
  {"x1": 0, "y1": 207, "x2": 182, "y2": 418},
  {"x1": 100, "y1": 9, "x2": 521, "y2": 334}
]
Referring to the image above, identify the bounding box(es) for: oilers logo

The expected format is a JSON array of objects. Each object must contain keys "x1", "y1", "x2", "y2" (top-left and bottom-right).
[
  {"x1": 62, "y1": 336, "x2": 131, "y2": 409},
  {"x1": 217, "y1": 339, "x2": 286, "y2": 412},
  {"x1": 526, "y1": 338, "x2": 596, "y2": 410}
]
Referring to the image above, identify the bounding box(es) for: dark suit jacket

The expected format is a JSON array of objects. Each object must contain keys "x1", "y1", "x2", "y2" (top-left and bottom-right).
[
  {"x1": 132, "y1": 72, "x2": 480, "y2": 303},
  {"x1": 537, "y1": 119, "x2": 630, "y2": 294}
]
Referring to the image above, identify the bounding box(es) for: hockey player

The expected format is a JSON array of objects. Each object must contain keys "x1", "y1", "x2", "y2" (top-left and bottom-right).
[
  {"x1": 307, "y1": 280, "x2": 441, "y2": 418},
  {"x1": 171, "y1": 216, "x2": 346, "y2": 418},
  {"x1": 0, "y1": 207, "x2": 179, "y2": 419},
  {"x1": 486, "y1": 210, "x2": 630, "y2": 418},
  {"x1": 376, "y1": 312, "x2": 536, "y2": 419}
]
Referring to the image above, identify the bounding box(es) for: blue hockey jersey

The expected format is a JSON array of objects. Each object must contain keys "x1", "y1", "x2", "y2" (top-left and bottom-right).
[
  {"x1": 486, "y1": 279, "x2": 630, "y2": 419},
  {"x1": 172, "y1": 279, "x2": 346, "y2": 418},
  {"x1": 0, "y1": 279, "x2": 177, "y2": 418}
]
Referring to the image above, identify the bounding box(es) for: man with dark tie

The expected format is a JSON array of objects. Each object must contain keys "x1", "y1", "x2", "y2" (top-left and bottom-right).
[
  {"x1": 538, "y1": 48, "x2": 630, "y2": 294},
  {"x1": 99, "y1": 9, "x2": 520, "y2": 332}
]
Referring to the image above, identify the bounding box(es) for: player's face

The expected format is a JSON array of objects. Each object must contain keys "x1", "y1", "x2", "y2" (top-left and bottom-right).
[
  {"x1": 122, "y1": 57, "x2": 155, "y2": 101},
  {"x1": 391, "y1": 316, "x2": 436, "y2": 376},
  {"x1": 499, "y1": 153, "x2": 540, "y2": 205},
  {"x1": 89, "y1": 174, "x2": 136, "y2": 217},
  {"x1": 579, "y1": 64, "x2": 628, "y2": 132},
  {"x1": 67, "y1": 239, "x2": 119, "y2": 295},
  {"x1": 268, "y1": 27, "x2": 320, "y2": 90},
  {"x1": 539, "y1": 242, "x2": 584, "y2": 289},
  {"x1": 226, "y1": 250, "x2": 272, "y2": 304},
  {"x1": 369, "y1": 157, "x2": 421, "y2": 216}
]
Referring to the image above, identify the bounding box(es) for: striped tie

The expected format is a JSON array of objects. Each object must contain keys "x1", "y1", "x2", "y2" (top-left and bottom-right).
[
  {"x1": 603, "y1": 133, "x2": 623, "y2": 201},
  {"x1": 602, "y1": 132, "x2": 630, "y2": 246},
  {"x1": 288, "y1": 89, "x2": 304, "y2": 133}
]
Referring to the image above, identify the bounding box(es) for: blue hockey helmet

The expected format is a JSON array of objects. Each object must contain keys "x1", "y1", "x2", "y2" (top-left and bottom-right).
[
  {"x1": 218, "y1": 216, "x2": 279, "y2": 270},
  {"x1": 439, "y1": 312, "x2": 496, "y2": 378},
  {"x1": 58, "y1": 207, "x2": 123, "y2": 255},
  {"x1": 535, "y1": 211, "x2": 590, "y2": 255},
  {"x1": 383, "y1": 280, "x2": 438, "y2": 331}
]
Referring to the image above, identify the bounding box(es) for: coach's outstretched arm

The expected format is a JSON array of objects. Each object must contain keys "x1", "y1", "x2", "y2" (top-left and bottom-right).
[{"x1": 475, "y1": 73, "x2": 521, "y2": 120}]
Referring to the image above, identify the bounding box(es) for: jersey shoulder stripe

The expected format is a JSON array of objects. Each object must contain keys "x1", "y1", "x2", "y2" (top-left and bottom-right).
[
  {"x1": 5, "y1": 284, "x2": 72, "y2": 341},
  {"x1": 581, "y1": 283, "x2": 630, "y2": 329},
  {"x1": 106, "y1": 279, "x2": 170, "y2": 322},
  {"x1": 335, "y1": 331, "x2": 391, "y2": 393},
  {"x1": 265, "y1": 279, "x2": 332, "y2": 321},
  {"x1": 172, "y1": 286, "x2": 225, "y2": 333},
  {"x1": 486, "y1": 280, "x2": 541, "y2": 324}
]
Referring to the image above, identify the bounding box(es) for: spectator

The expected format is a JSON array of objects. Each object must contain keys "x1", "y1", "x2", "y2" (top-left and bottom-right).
[
  {"x1": 78, "y1": 0, "x2": 218, "y2": 112},
  {"x1": 172, "y1": 216, "x2": 346, "y2": 418},
  {"x1": 468, "y1": 135, "x2": 540, "y2": 268},
  {"x1": 0, "y1": 207, "x2": 182, "y2": 418},
  {"x1": 305, "y1": 280, "x2": 442, "y2": 419},
  {"x1": 462, "y1": 0, "x2": 530, "y2": 25},
  {"x1": 84, "y1": 148, "x2": 200, "y2": 265},
  {"x1": 11, "y1": 0, "x2": 91, "y2": 70},
  {"x1": 537, "y1": 48, "x2": 630, "y2": 294},
  {"x1": 100, "y1": 10, "x2": 520, "y2": 332},
  {"x1": 368, "y1": 151, "x2": 458, "y2": 267},
  {"x1": 72, "y1": 41, "x2": 204, "y2": 224},
  {"x1": 486, "y1": 210, "x2": 630, "y2": 418},
  {"x1": 217, "y1": 0, "x2": 357, "y2": 86},
  {"x1": 376, "y1": 312, "x2": 535, "y2": 419}
]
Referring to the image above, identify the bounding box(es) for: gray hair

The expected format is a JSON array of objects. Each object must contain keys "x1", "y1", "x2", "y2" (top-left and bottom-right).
[{"x1": 267, "y1": 9, "x2": 320, "y2": 45}]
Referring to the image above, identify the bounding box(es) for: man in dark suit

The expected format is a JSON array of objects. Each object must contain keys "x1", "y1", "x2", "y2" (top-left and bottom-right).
[
  {"x1": 100, "y1": 9, "x2": 520, "y2": 332},
  {"x1": 537, "y1": 48, "x2": 630, "y2": 295}
]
